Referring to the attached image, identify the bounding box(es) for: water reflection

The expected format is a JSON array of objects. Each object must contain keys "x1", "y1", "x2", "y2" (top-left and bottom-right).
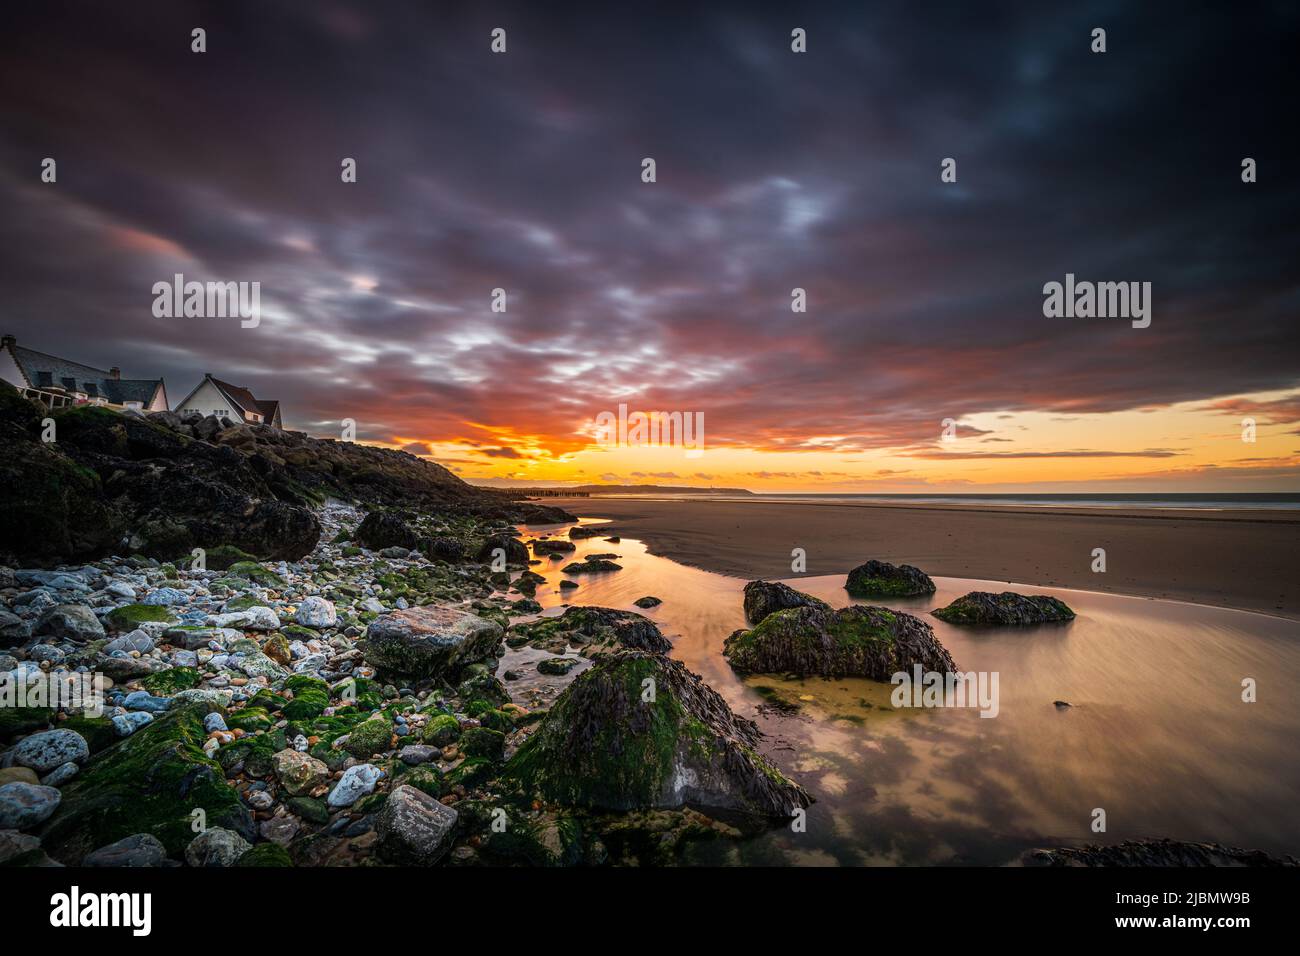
[{"x1": 513, "y1": 521, "x2": 1300, "y2": 865}]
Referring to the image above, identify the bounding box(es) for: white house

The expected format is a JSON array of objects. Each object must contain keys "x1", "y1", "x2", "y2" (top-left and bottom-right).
[
  {"x1": 0, "y1": 333, "x2": 168, "y2": 411},
  {"x1": 175, "y1": 373, "x2": 282, "y2": 428}
]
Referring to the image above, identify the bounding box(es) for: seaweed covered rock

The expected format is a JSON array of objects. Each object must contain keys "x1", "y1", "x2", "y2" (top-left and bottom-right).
[
  {"x1": 933, "y1": 591, "x2": 1075, "y2": 626},
  {"x1": 38, "y1": 705, "x2": 252, "y2": 863},
  {"x1": 723, "y1": 605, "x2": 956, "y2": 680},
  {"x1": 507, "y1": 606, "x2": 672, "y2": 657},
  {"x1": 562, "y1": 557, "x2": 622, "y2": 574},
  {"x1": 503, "y1": 651, "x2": 809, "y2": 819},
  {"x1": 364, "y1": 606, "x2": 503, "y2": 679},
  {"x1": 1023, "y1": 839, "x2": 1298, "y2": 867},
  {"x1": 844, "y1": 560, "x2": 936, "y2": 598},
  {"x1": 531, "y1": 538, "x2": 576, "y2": 556},
  {"x1": 742, "y1": 581, "x2": 830, "y2": 625}
]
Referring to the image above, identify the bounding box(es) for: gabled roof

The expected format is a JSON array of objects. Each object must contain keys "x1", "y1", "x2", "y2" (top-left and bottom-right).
[
  {"x1": 8, "y1": 343, "x2": 165, "y2": 407},
  {"x1": 176, "y1": 373, "x2": 279, "y2": 423},
  {"x1": 209, "y1": 376, "x2": 262, "y2": 417}
]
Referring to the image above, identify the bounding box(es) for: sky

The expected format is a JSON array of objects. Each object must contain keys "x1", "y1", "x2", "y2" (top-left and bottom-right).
[{"x1": 1, "y1": 1, "x2": 1298, "y2": 493}]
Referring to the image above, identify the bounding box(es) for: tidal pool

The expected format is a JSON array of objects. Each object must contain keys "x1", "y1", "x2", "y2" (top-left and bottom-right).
[{"x1": 512, "y1": 520, "x2": 1300, "y2": 866}]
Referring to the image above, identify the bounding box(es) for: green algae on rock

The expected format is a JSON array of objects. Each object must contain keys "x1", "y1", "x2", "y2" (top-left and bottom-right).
[
  {"x1": 39, "y1": 705, "x2": 251, "y2": 863},
  {"x1": 503, "y1": 650, "x2": 809, "y2": 819},
  {"x1": 105, "y1": 603, "x2": 176, "y2": 631},
  {"x1": 933, "y1": 591, "x2": 1076, "y2": 626},
  {"x1": 723, "y1": 605, "x2": 957, "y2": 680},
  {"x1": 844, "y1": 560, "x2": 936, "y2": 598}
]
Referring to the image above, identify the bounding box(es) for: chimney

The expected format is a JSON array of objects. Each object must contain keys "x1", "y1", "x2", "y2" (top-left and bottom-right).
[
  {"x1": 1, "y1": 334, "x2": 14, "y2": 350},
  {"x1": 108, "y1": 366, "x2": 121, "y2": 380}
]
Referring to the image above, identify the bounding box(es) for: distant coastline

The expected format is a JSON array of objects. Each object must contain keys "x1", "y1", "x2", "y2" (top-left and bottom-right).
[{"x1": 518, "y1": 489, "x2": 1300, "y2": 511}]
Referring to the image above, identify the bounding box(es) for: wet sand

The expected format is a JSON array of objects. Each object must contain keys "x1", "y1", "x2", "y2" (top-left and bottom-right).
[{"x1": 536, "y1": 497, "x2": 1300, "y2": 619}]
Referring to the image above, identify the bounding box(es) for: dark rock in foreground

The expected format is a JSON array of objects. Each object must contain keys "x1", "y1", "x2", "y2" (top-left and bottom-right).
[
  {"x1": 375, "y1": 784, "x2": 458, "y2": 865},
  {"x1": 933, "y1": 591, "x2": 1075, "y2": 626},
  {"x1": 844, "y1": 560, "x2": 936, "y2": 598},
  {"x1": 1024, "y1": 839, "x2": 1298, "y2": 867},
  {"x1": 503, "y1": 651, "x2": 810, "y2": 819},
  {"x1": 364, "y1": 606, "x2": 503, "y2": 678},
  {"x1": 742, "y1": 580, "x2": 830, "y2": 624},
  {"x1": 724, "y1": 605, "x2": 956, "y2": 679}
]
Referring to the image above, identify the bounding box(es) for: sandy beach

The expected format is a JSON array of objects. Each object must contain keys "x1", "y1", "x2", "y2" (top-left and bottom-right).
[{"x1": 540, "y1": 497, "x2": 1300, "y2": 620}]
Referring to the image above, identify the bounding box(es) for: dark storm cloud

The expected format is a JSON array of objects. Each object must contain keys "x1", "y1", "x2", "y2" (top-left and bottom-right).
[{"x1": 0, "y1": 0, "x2": 1296, "y2": 451}]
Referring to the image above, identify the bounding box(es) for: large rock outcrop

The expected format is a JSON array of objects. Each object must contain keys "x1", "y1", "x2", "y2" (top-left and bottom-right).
[
  {"x1": 724, "y1": 605, "x2": 957, "y2": 679},
  {"x1": 503, "y1": 651, "x2": 809, "y2": 819},
  {"x1": 0, "y1": 382, "x2": 572, "y2": 566},
  {"x1": 933, "y1": 591, "x2": 1075, "y2": 626}
]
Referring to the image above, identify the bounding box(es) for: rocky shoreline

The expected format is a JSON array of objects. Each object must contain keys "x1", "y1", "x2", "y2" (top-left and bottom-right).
[
  {"x1": 1, "y1": 389, "x2": 1291, "y2": 868},
  {"x1": 1, "y1": 491, "x2": 817, "y2": 867}
]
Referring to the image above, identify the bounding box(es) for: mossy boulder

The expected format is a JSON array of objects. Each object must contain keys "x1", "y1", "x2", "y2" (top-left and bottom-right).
[
  {"x1": 38, "y1": 705, "x2": 251, "y2": 863},
  {"x1": 844, "y1": 560, "x2": 936, "y2": 598},
  {"x1": 343, "y1": 715, "x2": 393, "y2": 757},
  {"x1": 503, "y1": 651, "x2": 809, "y2": 819},
  {"x1": 142, "y1": 667, "x2": 202, "y2": 696},
  {"x1": 227, "y1": 707, "x2": 274, "y2": 734},
  {"x1": 459, "y1": 726, "x2": 506, "y2": 761},
  {"x1": 105, "y1": 603, "x2": 176, "y2": 631},
  {"x1": 281, "y1": 675, "x2": 330, "y2": 721},
  {"x1": 476, "y1": 709, "x2": 514, "y2": 733},
  {"x1": 227, "y1": 561, "x2": 286, "y2": 588},
  {"x1": 932, "y1": 591, "x2": 1076, "y2": 626},
  {"x1": 399, "y1": 764, "x2": 446, "y2": 799},
  {"x1": 422, "y1": 713, "x2": 461, "y2": 747},
  {"x1": 723, "y1": 605, "x2": 956, "y2": 680}
]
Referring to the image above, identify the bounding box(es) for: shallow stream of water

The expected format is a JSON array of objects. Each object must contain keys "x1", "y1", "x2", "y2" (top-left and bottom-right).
[{"x1": 511, "y1": 520, "x2": 1300, "y2": 865}]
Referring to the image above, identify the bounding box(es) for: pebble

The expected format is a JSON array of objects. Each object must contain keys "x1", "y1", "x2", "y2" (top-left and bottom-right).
[{"x1": 0, "y1": 782, "x2": 62, "y2": 830}]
